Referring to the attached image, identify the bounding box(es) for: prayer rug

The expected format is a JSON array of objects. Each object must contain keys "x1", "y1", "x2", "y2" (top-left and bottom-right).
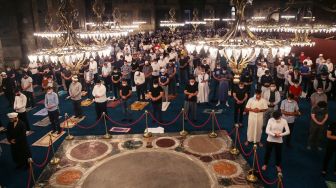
[
  {"x1": 107, "y1": 99, "x2": 121, "y2": 108},
  {"x1": 34, "y1": 108, "x2": 48, "y2": 116},
  {"x1": 162, "y1": 102, "x2": 170, "y2": 111},
  {"x1": 81, "y1": 99, "x2": 93, "y2": 107},
  {"x1": 32, "y1": 131, "x2": 65, "y2": 147},
  {"x1": 33, "y1": 116, "x2": 62, "y2": 127},
  {"x1": 130, "y1": 101, "x2": 148, "y2": 111},
  {"x1": 110, "y1": 127, "x2": 131, "y2": 133},
  {"x1": 37, "y1": 99, "x2": 45, "y2": 105},
  {"x1": 60, "y1": 116, "x2": 86, "y2": 129}
]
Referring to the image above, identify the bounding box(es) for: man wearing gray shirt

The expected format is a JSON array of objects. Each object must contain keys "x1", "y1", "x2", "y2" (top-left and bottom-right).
[
  {"x1": 69, "y1": 75, "x2": 83, "y2": 118},
  {"x1": 45, "y1": 87, "x2": 61, "y2": 134}
]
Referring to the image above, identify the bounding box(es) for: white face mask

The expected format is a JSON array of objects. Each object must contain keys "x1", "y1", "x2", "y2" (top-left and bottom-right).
[
  {"x1": 47, "y1": 91, "x2": 52, "y2": 94},
  {"x1": 122, "y1": 83, "x2": 127, "y2": 86},
  {"x1": 153, "y1": 84, "x2": 158, "y2": 88},
  {"x1": 190, "y1": 82, "x2": 195, "y2": 86},
  {"x1": 270, "y1": 87, "x2": 276, "y2": 91},
  {"x1": 317, "y1": 91, "x2": 323, "y2": 94}
]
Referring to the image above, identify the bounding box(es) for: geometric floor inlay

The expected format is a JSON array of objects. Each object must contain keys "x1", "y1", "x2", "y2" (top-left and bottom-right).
[{"x1": 66, "y1": 140, "x2": 112, "y2": 162}]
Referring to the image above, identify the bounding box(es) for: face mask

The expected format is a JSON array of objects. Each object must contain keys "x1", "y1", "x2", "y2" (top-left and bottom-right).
[
  {"x1": 47, "y1": 91, "x2": 52, "y2": 94},
  {"x1": 122, "y1": 83, "x2": 127, "y2": 86},
  {"x1": 190, "y1": 82, "x2": 195, "y2": 86},
  {"x1": 223, "y1": 70, "x2": 226, "y2": 74},
  {"x1": 6, "y1": 68, "x2": 10, "y2": 71},
  {"x1": 160, "y1": 56, "x2": 163, "y2": 59},
  {"x1": 153, "y1": 84, "x2": 158, "y2": 88},
  {"x1": 270, "y1": 87, "x2": 276, "y2": 91},
  {"x1": 114, "y1": 70, "x2": 117, "y2": 73},
  {"x1": 287, "y1": 99, "x2": 292, "y2": 102},
  {"x1": 239, "y1": 86, "x2": 244, "y2": 89},
  {"x1": 24, "y1": 68, "x2": 28, "y2": 71},
  {"x1": 317, "y1": 91, "x2": 323, "y2": 94}
]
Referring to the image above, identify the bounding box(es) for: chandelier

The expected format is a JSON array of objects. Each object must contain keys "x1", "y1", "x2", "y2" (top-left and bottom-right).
[
  {"x1": 185, "y1": 0, "x2": 291, "y2": 83},
  {"x1": 160, "y1": 8, "x2": 185, "y2": 32},
  {"x1": 185, "y1": 9, "x2": 206, "y2": 31},
  {"x1": 28, "y1": 0, "x2": 113, "y2": 72}
]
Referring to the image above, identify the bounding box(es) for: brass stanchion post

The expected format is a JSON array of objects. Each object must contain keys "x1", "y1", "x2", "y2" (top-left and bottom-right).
[
  {"x1": 277, "y1": 172, "x2": 283, "y2": 188},
  {"x1": 246, "y1": 144, "x2": 258, "y2": 183},
  {"x1": 230, "y1": 123, "x2": 240, "y2": 155},
  {"x1": 102, "y1": 112, "x2": 112, "y2": 139},
  {"x1": 208, "y1": 110, "x2": 217, "y2": 138},
  {"x1": 179, "y1": 108, "x2": 188, "y2": 136},
  {"x1": 28, "y1": 159, "x2": 42, "y2": 188},
  {"x1": 143, "y1": 110, "x2": 152, "y2": 138},
  {"x1": 65, "y1": 113, "x2": 74, "y2": 140},
  {"x1": 49, "y1": 133, "x2": 60, "y2": 165}
]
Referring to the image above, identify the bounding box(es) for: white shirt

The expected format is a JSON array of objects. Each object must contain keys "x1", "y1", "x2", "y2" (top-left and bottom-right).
[
  {"x1": 134, "y1": 72, "x2": 145, "y2": 85},
  {"x1": 29, "y1": 62, "x2": 38, "y2": 74},
  {"x1": 102, "y1": 66, "x2": 111, "y2": 77},
  {"x1": 280, "y1": 99, "x2": 299, "y2": 123},
  {"x1": 266, "y1": 118, "x2": 290, "y2": 143},
  {"x1": 89, "y1": 61, "x2": 98, "y2": 74},
  {"x1": 158, "y1": 59, "x2": 166, "y2": 68},
  {"x1": 125, "y1": 54, "x2": 132, "y2": 63},
  {"x1": 14, "y1": 94, "x2": 27, "y2": 113},
  {"x1": 327, "y1": 62, "x2": 333, "y2": 73},
  {"x1": 151, "y1": 62, "x2": 161, "y2": 76},
  {"x1": 92, "y1": 84, "x2": 107, "y2": 103},
  {"x1": 21, "y1": 77, "x2": 33, "y2": 92},
  {"x1": 257, "y1": 67, "x2": 266, "y2": 81},
  {"x1": 116, "y1": 51, "x2": 124, "y2": 60},
  {"x1": 303, "y1": 58, "x2": 313, "y2": 67}
]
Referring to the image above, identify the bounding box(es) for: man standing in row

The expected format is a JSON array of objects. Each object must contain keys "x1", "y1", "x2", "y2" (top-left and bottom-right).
[
  {"x1": 6, "y1": 112, "x2": 31, "y2": 169},
  {"x1": 45, "y1": 87, "x2": 61, "y2": 134},
  {"x1": 69, "y1": 75, "x2": 83, "y2": 118},
  {"x1": 92, "y1": 79, "x2": 107, "y2": 120},
  {"x1": 184, "y1": 76, "x2": 198, "y2": 122},
  {"x1": 14, "y1": 89, "x2": 31, "y2": 133}
]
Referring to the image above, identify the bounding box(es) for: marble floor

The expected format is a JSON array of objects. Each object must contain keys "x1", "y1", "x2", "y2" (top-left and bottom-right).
[{"x1": 35, "y1": 131, "x2": 263, "y2": 188}]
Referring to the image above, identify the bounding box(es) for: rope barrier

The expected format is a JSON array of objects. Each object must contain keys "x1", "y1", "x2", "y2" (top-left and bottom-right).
[
  {"x1": 105, "y1": 113, "x2": 145, "y2": 127},
  {"x1": 213, "y1": 114, "x2": 235, "y2": 136},
  {"x1": 148, "y1": 111, "x2": 182, "y2": 126},
  {"x1": 75, "y1": 115, "x2": 103, "y2": 129},
  {"x1": 237, "y1": 130, "x2": 254, "y2": 157},
  {"x1": 26, "y1": 164, "x2": 32, "y2": 188},
  {"x1": 32, "y1": 145, "x2": 51, "y2": 168},
  {"x1": 255, "y1": 152, "x2": 279, "y2": 185},
  {"x1": 184, "y1": 112, "x2": 212, "y2": 128}
]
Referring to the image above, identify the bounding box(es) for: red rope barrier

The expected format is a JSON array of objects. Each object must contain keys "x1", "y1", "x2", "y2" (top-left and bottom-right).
[
  {"x1": 255, "y1": 152, "x2": 279, "y2": 185},
  {"x1": 213, "y1": 114, "x2": 235, "y2": 136},
  {"x1": 75, "y1": 115, "x2": 103, "y2": 129},
  {"x1": 105, "y1": 113, "x2": 145, "y2": 127},
  {"x1": 148, "y1": 111, "x2": 182, "y2": 126},
  {"x1": 33, "y1": 145, "x2": 51, "y2": 168},
  {"x1": 26, "y1": 164, "x2": 32, "y2": 188},
  {"x1": 184, "y1": 112, "x2": 211, "y2": 128},
  {"x1": 237, "y1": 130, "x2": 254, "y2": 157}
]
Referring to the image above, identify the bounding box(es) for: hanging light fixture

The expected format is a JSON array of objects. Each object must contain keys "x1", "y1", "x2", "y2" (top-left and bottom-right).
[
  {"x1": 185, "y1": 0, "x2": 291, "y2": 83},
  {"x1": 160, "y1": 8, "x2": 185, "y2": 32},
  {"x1": 28, "y1": 0, "x2": 112, "y2": 72}
]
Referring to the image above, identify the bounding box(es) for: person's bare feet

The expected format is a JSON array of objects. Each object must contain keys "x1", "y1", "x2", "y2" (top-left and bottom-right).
[
  {"x1": 244, "y1": 141, "x2": 249, "y2": 146},
  {"x1": 262, "y1": 165, "x2": 267, "y2": 171}
]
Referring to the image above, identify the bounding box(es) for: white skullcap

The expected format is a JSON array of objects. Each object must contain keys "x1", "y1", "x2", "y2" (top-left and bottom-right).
[
  {"x1": 280, "y1": 61, "x2": 285, "y2": 65},
  {"x1": 161, "y1": 68, "x2": 166, "y2": 73},
  {"x1": 72, "y1": 75, "x2": 78, "y2": 81},
  {"x1": 7, "y1": 112, "x2": 18, "y2": 119},
  {"x1": 319, "y1": 54, "x2": 323, "y2": 56},
  {"x1": 1, "y1": 72, "x2": 6, "y2": 75}
]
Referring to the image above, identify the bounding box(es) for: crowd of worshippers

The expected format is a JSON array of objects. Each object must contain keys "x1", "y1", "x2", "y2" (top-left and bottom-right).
[{"x1": 0, "y1": 31, "x2": 335, "y2": 175}]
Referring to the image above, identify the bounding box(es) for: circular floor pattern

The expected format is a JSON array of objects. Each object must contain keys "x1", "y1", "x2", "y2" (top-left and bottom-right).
[
  {"x1": 183, "y1": 135, "x2": 228, "y2": 156},
  {"x1": 49, "y1": 167, "x2": 84, "y2": 187},
  {"x1": 77, "y1": 150, "x2": 216, "y2": 188},
  {"x1": 66, "y1": 140, "x2": 112, "y2": 162},
  {"x1": 152, "y1": 137, "x2": 180, "y2": 149},
  {"x1": 210, "y1": 160, "x2": 243, "y2": 179},
  {"x1": 118, "y1": 138, "x2": 145, "y2": 150}
]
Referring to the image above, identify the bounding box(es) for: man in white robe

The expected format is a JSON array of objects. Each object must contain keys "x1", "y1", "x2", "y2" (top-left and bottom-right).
[{"x1": 245, "y1": 89, "x2": 268, "y2": 147}]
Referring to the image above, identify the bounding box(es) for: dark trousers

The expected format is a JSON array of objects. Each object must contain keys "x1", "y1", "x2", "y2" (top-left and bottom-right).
[
  {"x1": 308, "y1": 124, "x2": 324, "y2": 148},
  {"x1": 323, "y1": 141, "x2": 336, "y2": 171},
  {"x1": 168, "y1": 78, "x2": 176, "y2": 95},
  {"x1": 95, "y1": 101, "x2": 107, "y2": 120},
  {"x1": 136, "y1": 84, "x2": 145, "y2": 101},
  {"x1": 184, "y1": 101, "x2": 197, "y2": 121},
  {"x1": 48, "y1": 110, "x2": 61, "y2": 132},
  {"x1": 302, "y1": 77, "x2": 310, "y2": 93},
  {"x1": 180, "y1": 69, "x2": 189, "y2": 85},
  {"x1": 151, "y1": 102, "x2": 162, "y2": 122},
  {"x1": 264, "y1": 141, "x2": 282, "y2": 166},
  {"x1": 103, "y1": 76, "x2": 111, "y2": 92},
  {"x1": 276, "y1": 77, "x2": 285, "y2": 91},
  {"x1": 72, "y1": 100, "x2": 83, "y2": 117},
  {"x1": 85, "y1": 82, "x2": 93, "y2": 99},
  {"x1": 234, "y1": 103, "x2": 245, "y2": 124},
  {"x1": 65, "y1": 80, "x2": 71, "y2": 92},
  {"x1": 23, "y1": 91, "x2": 35, "y2": 108},
  {"x1": 122, "y1": 99, "x2": 131, "y2": 119},
  {"x1": 112, "y1": 83, "x2": 120, "y2": 98},
  {"x1": 286, "y1": 122, "x2": 295, "y2": 146},
  {"x1": 145, "y1": 77, "x2": 151, "y2": 92},
  {"x1": 18, "y1": 112, "x2": 30, "y2": 131},
  {"x1": 4, "y1": 91, "x2": 15, "y2": 107},
  {"x1": 210, "y1": 80, "x2": 219, "y2": 101}
]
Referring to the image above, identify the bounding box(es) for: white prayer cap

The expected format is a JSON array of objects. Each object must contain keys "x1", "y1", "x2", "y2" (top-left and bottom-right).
[
  {"x1": 280, "y1": 61, "x2": 285, "y2": 65},
  {"x1": 319, "y1": 54, "x2": 323, "y2": 57},
  {"x1": 160, "y1": 68, "x2": 166, "y2": 73},
  {"x1": 7, "y1": 112, "x2": 18, "y2": 119},
  {"x1": 72, "y1": 75, "x2": 78, "y2": 81},
  {"x1": 1, "y1": 72, "x2": 6, "y2": 76}
]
